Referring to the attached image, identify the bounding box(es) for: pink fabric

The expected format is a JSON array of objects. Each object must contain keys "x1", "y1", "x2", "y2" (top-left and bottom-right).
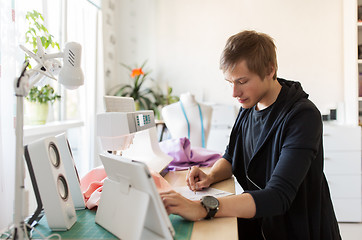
[
  {"x1": 80, "y1": 165, "x2": 172, "y2": 209},
  {"x1": 150, "y1": 169, "x2": 173, "y2": 192},
  {"x1": 80, "y1": 137, "x2": 221, "y2": 209},
  {"x1": 159, "y1": 137, "x2": 222, "y2": 171},
  {"x1": 80, "y1": 166, "x2": 107, "y2": 209}
]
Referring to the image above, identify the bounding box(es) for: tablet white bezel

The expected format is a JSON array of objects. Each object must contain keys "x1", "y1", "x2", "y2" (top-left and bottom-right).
[{"x1": 96, "y1": 153, "x2": 175, "y2": 239}]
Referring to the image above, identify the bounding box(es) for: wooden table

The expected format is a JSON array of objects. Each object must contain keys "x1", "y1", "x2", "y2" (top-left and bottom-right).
[
  {"x1": 30, "y1": 168, "x2": 238, "y2": 240},
  {"x1": 164, "y1": 168, "x2": 238, "y2": 240}
]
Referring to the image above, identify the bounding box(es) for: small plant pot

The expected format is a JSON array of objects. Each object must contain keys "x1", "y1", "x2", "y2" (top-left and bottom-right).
[
  {"x1": 27, "y1": 102, "x2": 49, "y2": 125},
  {"x1": 134, "y1": 101, "x2": 141, "y2": 111}
]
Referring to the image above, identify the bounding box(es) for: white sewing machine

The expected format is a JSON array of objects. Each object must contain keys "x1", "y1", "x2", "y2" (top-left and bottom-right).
[
  {"x1": 95, "y1": 96, "x2": 174, "y2": 240},
  {"x1": 97, "y1": 96, "x2": 172, "y2": 173}
]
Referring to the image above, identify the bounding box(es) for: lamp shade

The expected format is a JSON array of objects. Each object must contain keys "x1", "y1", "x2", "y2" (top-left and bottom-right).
[{"x1": 58, "y1": 42, "x2": 84, "y2": 90}]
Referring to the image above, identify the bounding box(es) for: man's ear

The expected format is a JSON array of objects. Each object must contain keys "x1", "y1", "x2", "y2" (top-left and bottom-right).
[{"x1": 267, "y1": 65, "x2": 276, "y2": 79}]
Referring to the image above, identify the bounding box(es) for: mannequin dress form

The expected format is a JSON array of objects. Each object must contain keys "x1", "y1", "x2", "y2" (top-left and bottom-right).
[{"x1": 162, "y1": 92, "x2": 212, "y2": 148}]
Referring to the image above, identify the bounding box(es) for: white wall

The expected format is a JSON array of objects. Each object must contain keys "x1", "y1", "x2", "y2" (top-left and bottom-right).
[
  {"x1": 109, "y1": 0, "x2": 344, "y2": 115},
  {"x1": 106, "y1": 0, "x2": 157, "y2": 96},
  {"x1": 152, "y1": 0, "x2": 344, "y2": 113}
]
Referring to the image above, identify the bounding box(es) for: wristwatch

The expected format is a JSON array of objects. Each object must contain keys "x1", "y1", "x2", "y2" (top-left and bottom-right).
[{"x1": 200, "y1": 195, "x2": 219, "y2": 220}]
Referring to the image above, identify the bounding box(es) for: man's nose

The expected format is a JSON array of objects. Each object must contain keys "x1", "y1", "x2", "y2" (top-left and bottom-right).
[{"x1": 232, "y1": 84, "x2": 241, "y2": 98}]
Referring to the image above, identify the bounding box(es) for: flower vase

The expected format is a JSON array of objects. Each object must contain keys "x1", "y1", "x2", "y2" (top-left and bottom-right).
[
  {"x1": 155, "y1": 105, "x2": 163, "y2": 120},
  {"x1": 134, "y1": 101, "x2": 141, "y2": 111},
  {"x1": 27, "y1": 102, "x2": 49, "y2": 125}
]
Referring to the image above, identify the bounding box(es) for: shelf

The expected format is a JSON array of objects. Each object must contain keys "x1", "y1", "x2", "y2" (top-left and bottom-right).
[
  {"x1": 358, "y1": 22, "x2": 362, "y2": 27},
  {"x1": 359, "y1": 97, "x2": 362, "y2": 101},
  {"x1": 24, "y1": 120, "x2": 84, "y2": 145}
]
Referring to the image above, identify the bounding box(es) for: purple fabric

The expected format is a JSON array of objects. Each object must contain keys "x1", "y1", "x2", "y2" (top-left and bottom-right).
[{"x1": 159, "y1": 137, "x2": 222, "y2": 171}]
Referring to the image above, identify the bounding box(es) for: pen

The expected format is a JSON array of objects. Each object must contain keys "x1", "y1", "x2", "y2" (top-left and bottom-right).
[{"x1": 188, "y1": 167, "x2": 196, "y2": 195}]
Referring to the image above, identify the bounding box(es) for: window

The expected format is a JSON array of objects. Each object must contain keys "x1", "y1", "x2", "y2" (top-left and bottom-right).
[
  {"x1": 0, "y1": 0, "x2": 100, "y2": 230},
  {"x1": 20, "y1": 0, "x2": 100, "y2": 176}
]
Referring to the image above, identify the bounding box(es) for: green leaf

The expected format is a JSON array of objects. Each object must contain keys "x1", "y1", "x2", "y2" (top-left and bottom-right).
[
  {"x1": 112, "y1": 60, "x2": 179, "y2": 111},
  {"x1": 40, "y1": 36, "x2": 46, "y2": 46},
  {"x1": 120, "y1": 62, "x2": 133, "y2": 71},
  {"x1": 26, "y1": 84, "x2": 61, "y2": 104},
  {"x1": 24, "y1": 10, "x2": 61, "y2": 61},
  {"x1": 41, "y1": 25, "x2": 49, "y2": 33},
  {"x1": 114, "y1": 85, "x2": 132, "y2": 96},
  {"x1": 140, "y1": 59, "x2": 148, "y2": 69},
  {"x1": 34, "y1": 22, "x2": 41, "y2": 31}
]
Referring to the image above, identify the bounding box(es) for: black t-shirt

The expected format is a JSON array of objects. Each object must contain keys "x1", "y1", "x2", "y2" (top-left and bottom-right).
[
  {"x1": 242, "y1": 86, "x2": 288, "y2": 167},
  {"x1": 243, "y1": 105, "x2": 273, "y2": 167}
]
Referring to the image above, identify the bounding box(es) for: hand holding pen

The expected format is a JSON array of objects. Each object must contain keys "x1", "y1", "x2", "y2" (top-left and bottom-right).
[
  {"x1": 186, "y1": 166, "x2": 211, "y2": 193},
  {"x1": 188, "y1": 167, "x2": 198, "y2": 194}
]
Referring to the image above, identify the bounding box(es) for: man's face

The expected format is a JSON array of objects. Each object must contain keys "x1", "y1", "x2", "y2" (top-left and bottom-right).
[{"x1": 224, "y1": 60, "x2": 274, "y2": 110}]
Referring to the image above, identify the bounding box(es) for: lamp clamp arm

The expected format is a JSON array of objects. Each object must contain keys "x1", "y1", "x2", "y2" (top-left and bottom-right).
[{"x1": 14, "y1": 61, "x2": 30, "y2": 97}]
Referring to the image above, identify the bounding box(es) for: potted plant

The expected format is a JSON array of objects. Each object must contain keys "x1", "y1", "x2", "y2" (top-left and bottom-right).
[
  {"x1": 111, "y1": 60, "x2": 179, "y2": 118},
  {"x1": 151, "y1": 86, "x2": 179, "y2": 119},
  {"x1": 111, "y1": 60, "x2": 155, "y2": 111},
  {"x1": 25, "y1": 10, "x2": 60, "y2": 59},
  {"x1": 24, "y1": 10, "x2": 61, "y2": 124},
  {"x1": 26, "y1": 84, "x2": 61, "y2": 124}
]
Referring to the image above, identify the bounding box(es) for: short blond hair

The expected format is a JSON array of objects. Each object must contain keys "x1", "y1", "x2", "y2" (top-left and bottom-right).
[{"x1": 220, "y1": 30, "x2": 278, "y2": 80}]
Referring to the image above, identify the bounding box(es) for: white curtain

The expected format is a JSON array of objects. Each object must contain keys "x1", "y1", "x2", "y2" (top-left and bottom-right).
[
  {"x1": 0, "y1": 0, "x2": 17, "y2": 230},
  {"x1": 66, "y1": 0, "x2": 101, "y2": 175},
  {"x1": 0, "y1": 0, "x2": 101, "y2": 230}
]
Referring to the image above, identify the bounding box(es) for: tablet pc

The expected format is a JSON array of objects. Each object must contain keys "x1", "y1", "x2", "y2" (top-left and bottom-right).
[{"x1": 96, "y1": 153, "x2": 175, "y2": 240}]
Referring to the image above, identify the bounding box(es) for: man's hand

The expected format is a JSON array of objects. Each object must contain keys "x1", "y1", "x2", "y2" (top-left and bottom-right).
[
  {"x1": 186, "y1": 166, "x2": 213, "y2": 191},
  {"x1": 160, "y1": 190, "x2": 207, "y2": 221}
]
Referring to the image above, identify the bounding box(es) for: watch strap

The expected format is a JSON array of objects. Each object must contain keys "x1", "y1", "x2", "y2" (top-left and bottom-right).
[
  {"x1": 205, "y1": 207, "x2": 218, "y2": 219},
  {"x1": 201, "y1": 196, "x2": 219, "y2": 220}
]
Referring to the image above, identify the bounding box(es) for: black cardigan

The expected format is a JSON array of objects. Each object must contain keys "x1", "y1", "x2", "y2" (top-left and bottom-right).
[{"x1": 223, "y1": 78, "x2": 341, "y2": 239}]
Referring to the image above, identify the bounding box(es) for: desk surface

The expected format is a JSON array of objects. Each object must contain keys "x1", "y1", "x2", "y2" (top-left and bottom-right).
[
  {"x1": 164, "y1": 168, "x2": 238, "y2": 240},
  {"x1": 32, "y1": 168, "x2": 238, "y2": 240}
]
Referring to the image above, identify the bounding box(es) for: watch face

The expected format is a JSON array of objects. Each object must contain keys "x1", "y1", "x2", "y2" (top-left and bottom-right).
[{"x1": 202, "y1": 196, "x2": 219, "y2": 209}]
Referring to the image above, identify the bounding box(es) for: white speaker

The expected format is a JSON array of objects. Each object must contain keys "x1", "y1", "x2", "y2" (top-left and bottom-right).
[
  {"x1": 55, "y1": 133, "x2": 85, "y2": 210},
  {"x1": 25, "y1": 136, "x2": 77, "y2": 231}
]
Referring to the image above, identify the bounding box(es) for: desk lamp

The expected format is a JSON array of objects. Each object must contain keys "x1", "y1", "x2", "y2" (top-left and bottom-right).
[
  {"x1": 97, "y1": 96, "x2": 173, "y2": 173},
  {"x1": 12, "y1": 37, "x2": 84, "y2": 239}
]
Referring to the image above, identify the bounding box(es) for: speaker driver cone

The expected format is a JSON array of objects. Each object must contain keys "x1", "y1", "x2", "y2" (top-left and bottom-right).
[
  {"x1": 49, "y1": 142, "x2": 60, "y2": 167},
  {"x1": 57, "y1": 175, "x2": 69, "y2": 200}
]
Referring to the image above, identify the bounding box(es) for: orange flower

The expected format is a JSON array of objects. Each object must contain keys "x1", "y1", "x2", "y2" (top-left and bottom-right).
[{"x1": 131, "y1": 68, "x2": 144, "y2": 78}]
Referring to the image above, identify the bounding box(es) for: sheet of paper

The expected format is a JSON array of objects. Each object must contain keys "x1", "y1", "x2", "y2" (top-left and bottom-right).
[{"x1": 173, "y1": 186, "x2": 234, "y2": 201}]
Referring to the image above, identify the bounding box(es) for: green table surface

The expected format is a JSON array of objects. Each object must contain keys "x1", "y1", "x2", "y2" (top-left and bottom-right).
[{"x1": 31, "y1": 209, "x2": 193, "y2": 240}]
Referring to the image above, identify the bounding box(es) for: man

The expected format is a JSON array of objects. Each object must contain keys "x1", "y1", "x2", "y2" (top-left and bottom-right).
[{"x1": 160, "y1": 30, "x2": 341, "y2": 239}]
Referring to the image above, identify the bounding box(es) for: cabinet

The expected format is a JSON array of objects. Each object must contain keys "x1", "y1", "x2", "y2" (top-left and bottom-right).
[
  {"x1": 207, "y1": 104, "x2": 237, "y2": 153},
  {"x1": 342, "y1": 0, "x2": 359, "y2": 125},
  {"x1": 359, "y1": 0, "x2": 362, "y2": 125},
  {"x1": 323, "y1": 124, "x2": 362, "y2": 222}
]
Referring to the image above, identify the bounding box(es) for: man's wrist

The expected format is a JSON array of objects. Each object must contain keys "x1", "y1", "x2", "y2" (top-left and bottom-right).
[
  {"x1": 197, "y1": 200, "x2": 208, "y2": 220},
  {"x1": 200, "y1": 196, "x2": 220, "y2": 220},
  {"x1": 207, "y1": 172, "x2": 216, "y2": 185}
]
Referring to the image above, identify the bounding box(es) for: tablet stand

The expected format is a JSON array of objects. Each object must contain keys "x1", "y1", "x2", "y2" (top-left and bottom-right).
[{"x1": 95, "y1": 154, "x2": 174, "y2": 240}]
